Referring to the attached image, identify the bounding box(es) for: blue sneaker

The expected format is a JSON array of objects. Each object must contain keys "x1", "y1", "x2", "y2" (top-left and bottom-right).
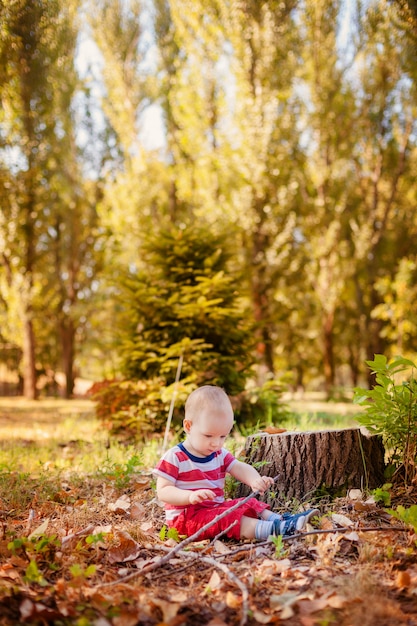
[{"x1": 273, "y1": 508, "x2": 320, "y2": 536}]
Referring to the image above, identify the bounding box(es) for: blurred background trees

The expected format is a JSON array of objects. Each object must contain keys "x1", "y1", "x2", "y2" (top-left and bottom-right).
[{"x1": 1, "y1": 0, "x2": 417, "y2": 411}]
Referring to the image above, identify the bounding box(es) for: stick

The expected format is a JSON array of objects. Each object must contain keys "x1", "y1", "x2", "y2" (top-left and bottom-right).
[
  {"x1": 151, "y1": 520, "x2": 239, "y2": 580},
  {"x1": 161, "y1": 352, "x2": 183, "y2": 454},
  {"x1": 95, "y1": 488, "x2": 261, "y2": 588},
  {"x1": 281, "y1": 524, "x2": 409, "y2": 542},
  {"x1": 187, "y1": 552, "x2": 249, "y2": 626}
]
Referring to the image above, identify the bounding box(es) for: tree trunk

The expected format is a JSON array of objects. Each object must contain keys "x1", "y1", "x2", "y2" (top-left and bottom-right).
[
  {"x1": 236, "y1": 427, "x2": 385, "y2": 502},
  {"x1": 22, "y1": 312, "x2": 37, "y2": 400},
  {"x1": 60, "y1": 318, "x2": 75, "y2": 398},
  {"x1": 322, "y1": 310, "x2": 335, "y2": 395}
]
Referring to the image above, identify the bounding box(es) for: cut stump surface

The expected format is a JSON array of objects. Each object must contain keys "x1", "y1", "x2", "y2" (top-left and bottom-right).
[{"x1": 237, "y1": 427, "x2": 385, "y2": 501}]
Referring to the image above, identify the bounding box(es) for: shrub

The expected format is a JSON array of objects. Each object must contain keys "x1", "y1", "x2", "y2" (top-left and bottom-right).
[
  {"x1": 231, "y1": 379, "x2": 292, "y2": 430},
  {"x1": 88, "y1": 378, "x2": 175, "y2": 441},
  {"x1": 354, "y1": 354, "x2": 417, "y2": 486},
  {"x1": 89, "y1": 376, "x2": 292, "y2": 442}
]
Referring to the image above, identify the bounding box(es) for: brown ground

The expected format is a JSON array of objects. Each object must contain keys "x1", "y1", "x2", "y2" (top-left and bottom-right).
[{"x1": 0, "y1": 400, "x2": 416, "y2": 625}]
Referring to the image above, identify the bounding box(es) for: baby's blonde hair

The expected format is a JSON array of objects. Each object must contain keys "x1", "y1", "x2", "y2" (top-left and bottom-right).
[{"x1": 184, "y1": 385, "x2": 233, "y2": 421}]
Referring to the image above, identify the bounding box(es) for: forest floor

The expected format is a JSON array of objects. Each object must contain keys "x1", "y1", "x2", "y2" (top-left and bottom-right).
[{"x1": 0, "y1": 398, "x2": 416, "y2": 626}]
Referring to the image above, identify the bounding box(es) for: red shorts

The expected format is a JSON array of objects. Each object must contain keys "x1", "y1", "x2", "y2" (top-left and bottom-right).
[{"x1": 168, "y1": 497, "x2": 269, "y2": 540}]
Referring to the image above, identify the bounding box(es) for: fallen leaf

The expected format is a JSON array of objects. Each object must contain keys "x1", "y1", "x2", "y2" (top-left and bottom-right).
[
  {"x1": 281, "y1": 605, "x2": 295, "y2": 620},
  {"x1": 206, "y1": 570, "x2": 222, "y2": 591},
  {"x1": 270, "y1": 591, "x2": 311, "y2": 615},
  {"x1": 170, "y1": 590, "x2": 189, "y2": 602},
  {"x1": 258, "y1": 558, "x2": 291, "y2": 578},
  {"x1": 108, "y1": 495, "x2": 131, "y2": 514},
  {"x1": 327, "y1": 594, "x2": 347, "y2": 609},
  {"x1": 151, "y1": 597, "x2": 181, "y2": 622},
  {"x1": 213, "y1": 540, "x2": 231, "y2": 554},
  {"x1": 343, "y1": 531, "x2": 360, "y2": 542},
  {"x1": 262, "y1": 426, "x2": 287, "y2": 434},
  {"x1": 19, "y1": 599, "x2": 61, "y2": 621},
  {"x1": 0, "y1": 565, "x2": 20, "y2": 581},
  {"x1": 130, "y1": 502, "x2": 146, "y2": 520},
  {"x1": 354, "y1": 501, "x2": 376, "y2": 512},
  {"x1": 131, "y1": 475, "x2": 151, "y2": 490},
  {"x1": 93, "y1": 524, "x2": 112, "y2": 535},
  {"x1": 113, "y1": 609, "x2": 142, "y2": 626},
  {"x1": 348, "y1": 488, "x2": 363, "y2": 500},
  {"x1": 251, "y1": 609, "x2": 276, "y2": 623},
  {"x1": 396, "y1": 570, "x2": 411, "y2": 588},
  {"x1": 92, "y1": 618, "x2": 112, "y2": 626},
  {"x1": 107, "y1": 531, "x2": 141, "y2": 564},
  {"x1": 20, "y1": 599, "x2": 36, "y2": 620},
  {"x1": 226, "y1": 591, "x2": 241, "y2": 609},
  {"x1": 297, "y1": 597, "x2": 329, "y2": 615},
  {"x1": 330, "y1": 512, "x2": 354, "y2": 527},
  {"x1": 319, "y1": 516, "x2": 334, "y2": 530},
  {"x1": 28, "y1": 518, "x2": 49, "y2": 539}
]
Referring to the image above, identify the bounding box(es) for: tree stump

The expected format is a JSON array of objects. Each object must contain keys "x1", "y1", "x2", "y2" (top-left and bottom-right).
[{"x1": 236, "y1": 427, "x2": 385, "y2": 503}]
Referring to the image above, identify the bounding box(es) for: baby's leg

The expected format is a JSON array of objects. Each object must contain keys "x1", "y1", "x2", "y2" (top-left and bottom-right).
[
  {"x1": 240, "y1": 515, "x2": 277, "y2": 540},
  {"x1": 260, "y1": 509, "x2": 282, "y2": 521},
  {"x1": 240, "y1": 515, "x2": 259, "y2": 539}
]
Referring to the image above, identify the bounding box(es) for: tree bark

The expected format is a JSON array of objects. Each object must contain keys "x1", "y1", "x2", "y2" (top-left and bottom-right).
[
  {"x1": 22, "y1": 313, "x2": 37, "y2": 400},
  {"x1": 60, "y1": 318, "x2": 75, "y2": 398},
  {"x1": 236, "y1": 427, "x2": 385, "y2": 502}
]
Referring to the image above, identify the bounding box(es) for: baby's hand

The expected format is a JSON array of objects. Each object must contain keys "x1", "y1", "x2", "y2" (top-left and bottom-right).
[
  {"x1": 189, "y1": 489, "x2": 216, "y2": 505},
  {"x1": 250, "y1": 475, "x2": 275, "y2": 494}
]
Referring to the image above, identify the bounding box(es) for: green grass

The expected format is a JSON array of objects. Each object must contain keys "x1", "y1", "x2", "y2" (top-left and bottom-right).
[
  {"x1": 0, "y1": 397, "x2": 160, "y2": 476},
  {"x1": 0, "y1": 396, "x2": 362, "y2": 478}
]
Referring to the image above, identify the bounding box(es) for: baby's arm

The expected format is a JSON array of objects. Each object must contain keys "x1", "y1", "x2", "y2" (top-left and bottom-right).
[
  {"x1": 229, "y1": 460, "x2": 274, "y2": 494},
  {"x1": 156, "y1": 476, "x2": 216, "y2": 505}
]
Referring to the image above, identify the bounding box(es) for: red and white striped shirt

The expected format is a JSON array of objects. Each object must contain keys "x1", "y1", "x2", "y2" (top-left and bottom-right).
[{"x1": 154, "y1": 442, "x2": 237, "y2": 522}]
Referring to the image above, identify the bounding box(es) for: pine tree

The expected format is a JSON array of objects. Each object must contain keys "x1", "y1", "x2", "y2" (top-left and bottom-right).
[{"x1": 118, "y1": 223, "x2": 255, "y2": 395}]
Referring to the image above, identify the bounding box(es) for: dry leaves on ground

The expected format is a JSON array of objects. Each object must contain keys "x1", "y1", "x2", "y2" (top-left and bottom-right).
[{"x1": 1, "y1": 475, "x2": 417, "y2": 626}]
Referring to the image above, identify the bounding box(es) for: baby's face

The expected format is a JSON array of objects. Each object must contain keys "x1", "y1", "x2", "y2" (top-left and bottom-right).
[{"x1": 184, "y1": 407, "x2": 234, "y2": 458}]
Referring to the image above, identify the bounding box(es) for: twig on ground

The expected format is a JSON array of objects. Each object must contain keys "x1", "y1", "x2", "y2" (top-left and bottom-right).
[
  {"x1": 281, "y1": 524, "x2": 408, "y2": 542},
  {"x1": 62, "y1": 524, "x2": 96, "y2": 549},
  {"x1": 202, "y1": 519, "x2": 239, "y2": 552},
  {"x1": 95, "y1": 488, "x2": 263, "y2": 588},
  {"x1": 184, "y1": 551, "x2": 249, "y2": 626},
  {"x1": 151, "y1": 520, "x2": 239, "y2": 580}
]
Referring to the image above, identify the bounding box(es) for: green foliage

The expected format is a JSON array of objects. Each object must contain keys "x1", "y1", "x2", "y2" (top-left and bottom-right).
[
  {"x1": 8, "y1": 532, "x2": 61, "y2": 587},
  {"x1": 69, "y1": 563, "x2": 97, "y2": 580},
  {"x1": 159, "y1": 525, "x2": 181, "y2": 542},
  {"x1": 270, "y1": 534, "x2": 288, "y2": 559},
  {"x1": 372, "y1": 483, "x2": 392, "y2": 506},
  {"x1": 24, "y1": 560, "x2": 49, "y2": 587},
  {"x1": 95, "y1": 453, "x2": 142, "y2": 489},
  {"x1": 0, "y1": 467, "x2": 60, "y2": 511},
  {"x1": 354, "y1": 355, "x2": 417, "y2": 485},
  {"x1": 85, "y1": 532, "x2": 107, "y2": 546},
  {"x1": 232, "y1": 379, "x2": 293, "y2": 429},
  {"x1": 387, "y1": 504, "x2": 417, "y2": 533}
]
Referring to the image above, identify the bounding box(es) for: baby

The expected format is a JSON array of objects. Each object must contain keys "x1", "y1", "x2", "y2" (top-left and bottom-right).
[{"x1": 154, "y1": 385, "x2": 319, "y2": 540}]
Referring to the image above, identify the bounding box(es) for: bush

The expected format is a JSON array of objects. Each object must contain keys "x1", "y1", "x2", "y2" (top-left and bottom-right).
[
  {"x1": 354, "y1": 354, "x2": 417, "y2": 486},
  {"x1": 231, "y1": 379, "x2": 292, "y2": 430},
  {"x1": 88, "y1": 378, "x2": 175, "y2": 441},
  {"x1": 89, "y1": 376, "x2": 292, "y2": 442}
]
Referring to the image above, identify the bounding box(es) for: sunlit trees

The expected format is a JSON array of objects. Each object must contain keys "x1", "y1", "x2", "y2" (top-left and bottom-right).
[
  {"x1": 0, "y1": 0, "x2": 78, "y2": 396},
  {"x1": 0, "y1": 0, "x2": 104, "y2": 397},
  {"x1": 2, "y1": 0, "x2": 417, "y2": 398}
]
